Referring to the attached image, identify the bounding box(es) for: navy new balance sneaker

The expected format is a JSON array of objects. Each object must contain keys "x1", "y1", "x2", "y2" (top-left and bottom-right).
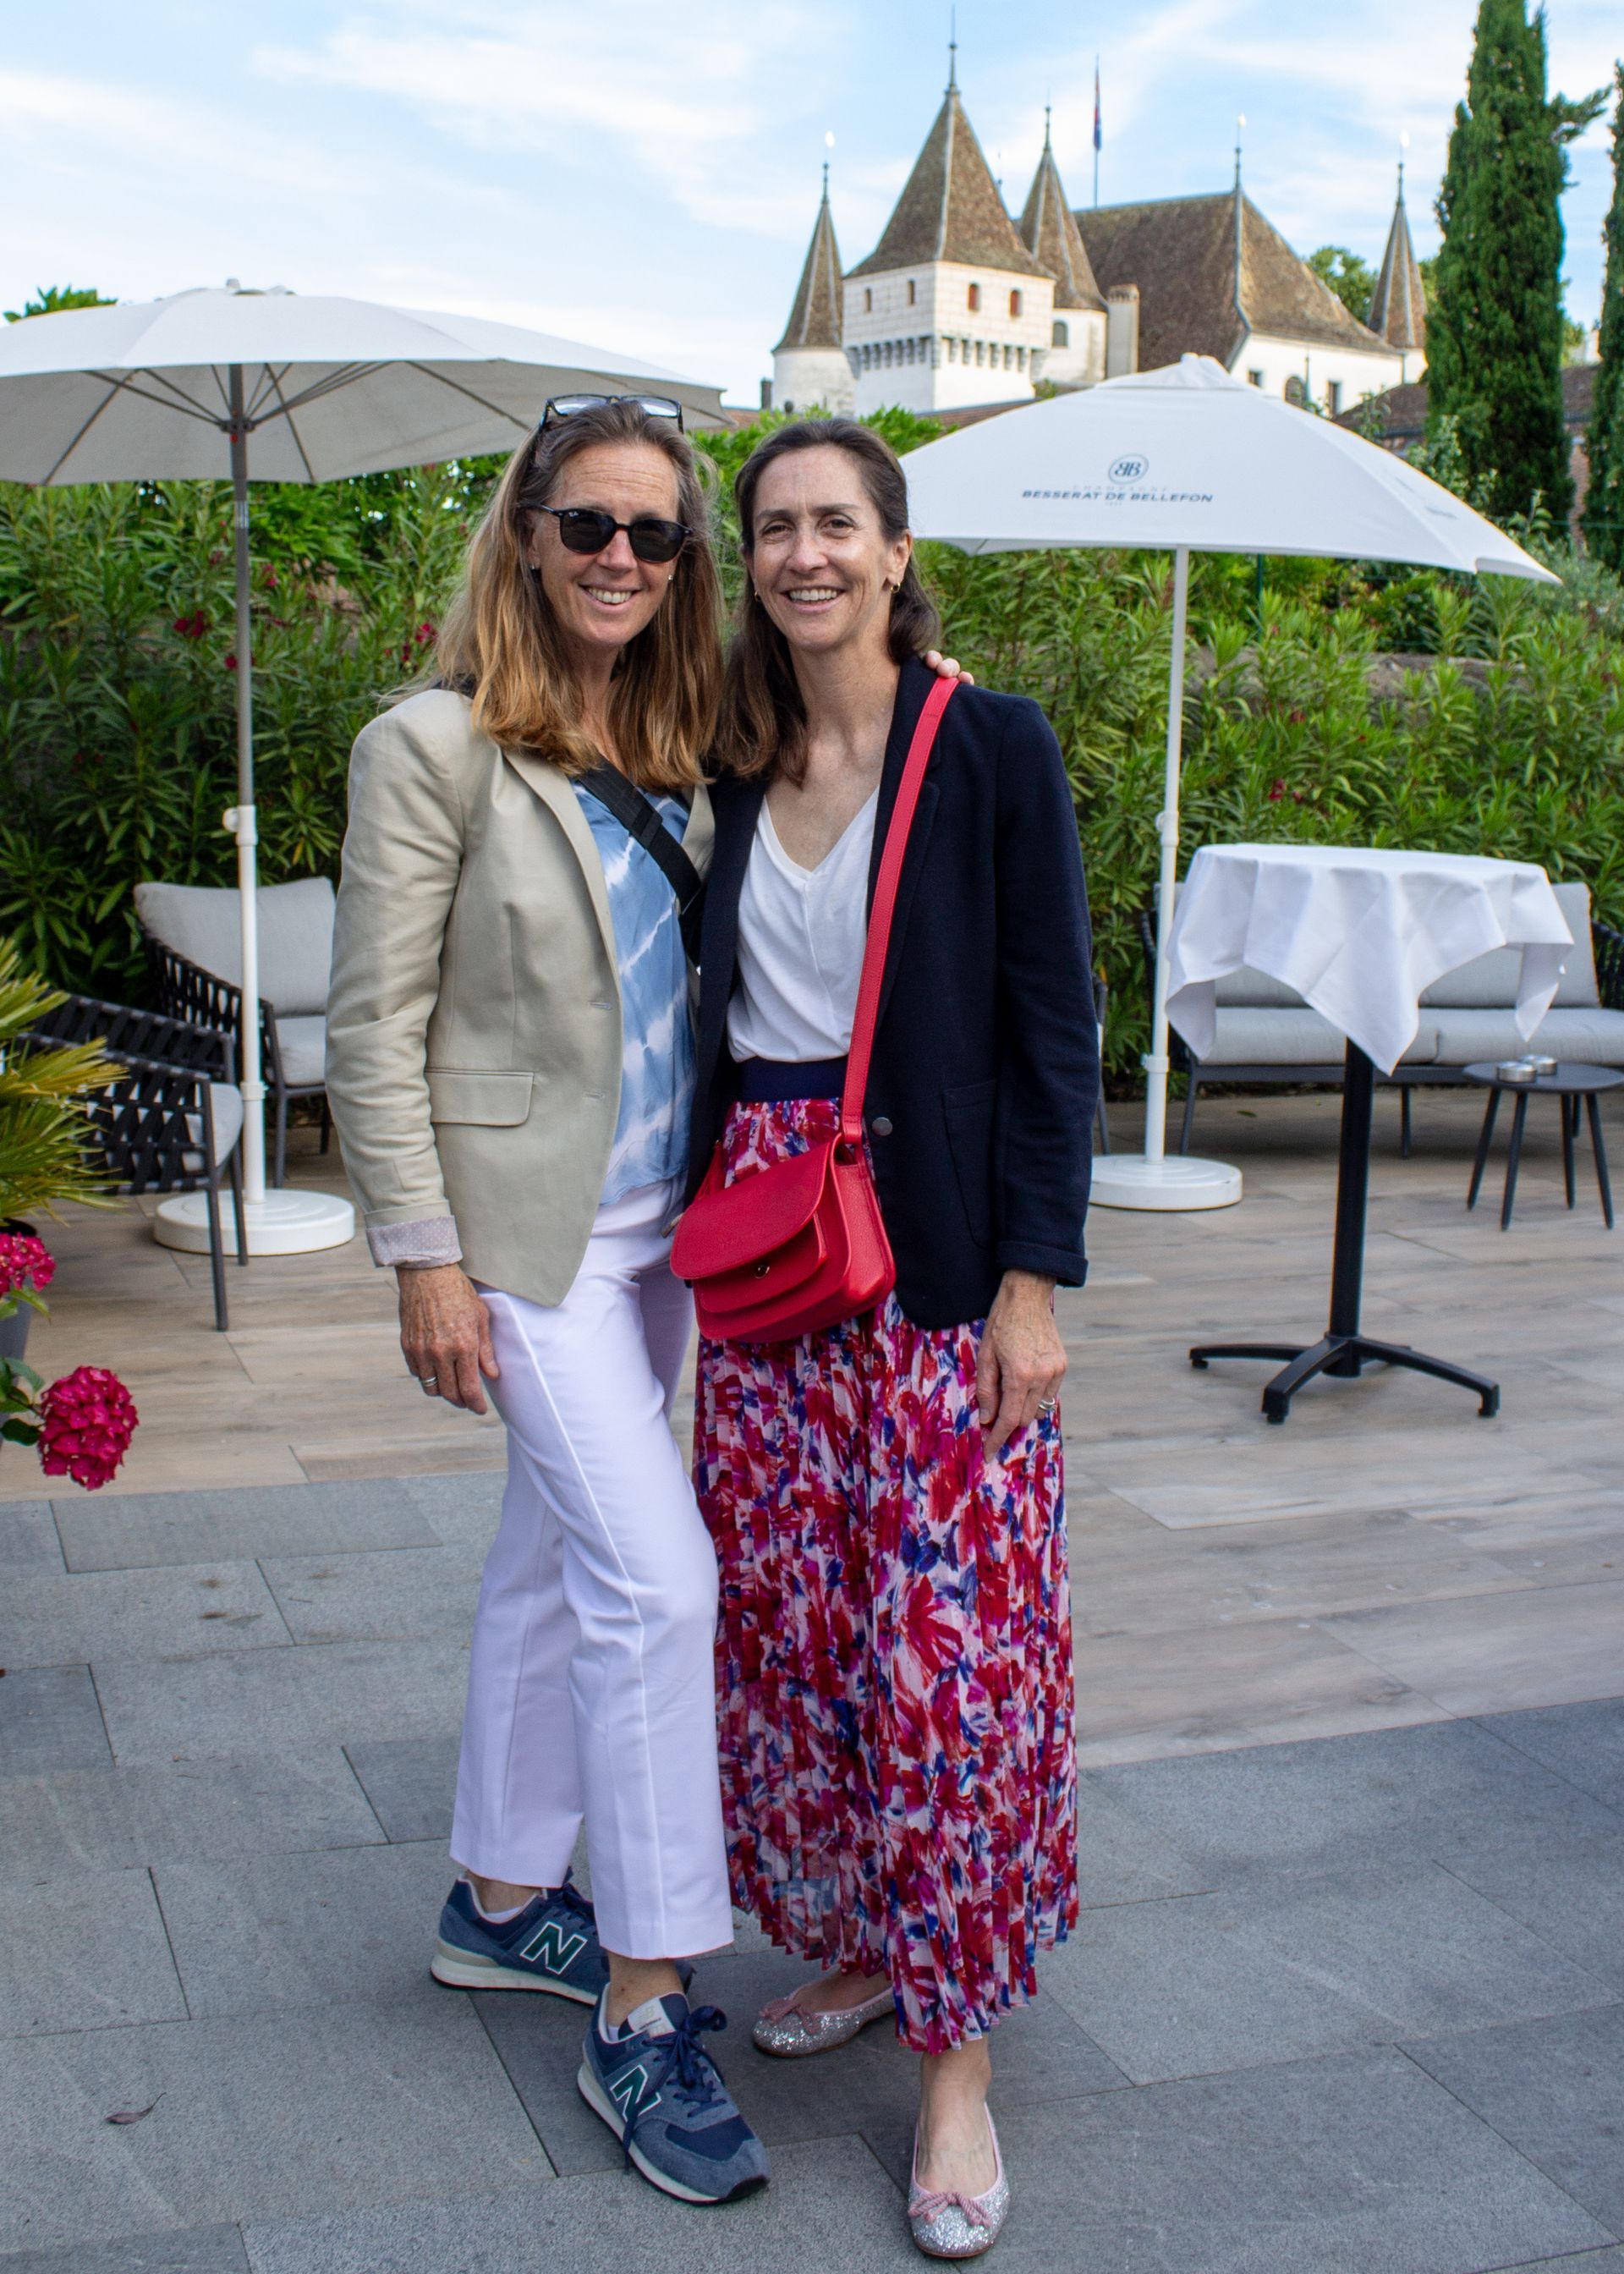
[
  {"x1": 578, "y1": 1991, "x2": 771, "y2": 2205},
  {"x1": 430, "y1": 1874, "x2": 608, "y2": 2004}
]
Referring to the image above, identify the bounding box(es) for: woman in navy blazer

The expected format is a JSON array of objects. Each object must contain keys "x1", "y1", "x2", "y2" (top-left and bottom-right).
[{"x1": 686, "y1": 418, "x2": 1098, "y2": 2259}]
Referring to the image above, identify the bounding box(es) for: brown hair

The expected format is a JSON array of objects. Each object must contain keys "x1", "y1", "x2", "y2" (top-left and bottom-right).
[
  {"x1": 713, "y1": 417, "x2": 941, "y2": 783},
  {"x1": 433, "y1": 398, "x2": 722, "y2": 790}
]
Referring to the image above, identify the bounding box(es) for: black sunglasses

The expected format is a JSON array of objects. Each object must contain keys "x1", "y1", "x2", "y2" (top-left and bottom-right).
[
  {"x1": 540, "y1": 393, "x2": 685, "y2": 431},
  {"x1": 535, "y1": 504, "x2": 690, "y2": 564}
]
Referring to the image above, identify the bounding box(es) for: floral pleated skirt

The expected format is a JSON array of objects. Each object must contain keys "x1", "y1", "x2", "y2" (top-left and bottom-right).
[{"x1": 693, "y1": 1096, "x2": 1078, "y2": 2053}]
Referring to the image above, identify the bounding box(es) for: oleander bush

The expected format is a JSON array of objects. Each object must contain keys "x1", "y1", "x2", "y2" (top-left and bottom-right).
[{"x1": 3, "y1": 418, "x2": 1621, "y2": 1088}]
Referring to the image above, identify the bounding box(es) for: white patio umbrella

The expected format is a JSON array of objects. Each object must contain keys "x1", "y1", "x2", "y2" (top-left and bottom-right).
[
  {"x1": 0, "y1": 285, "x2": 726, "y2": 1253},
  {"x1": 904, "y1": 354, "x2": 1558, "y2": 1211}
]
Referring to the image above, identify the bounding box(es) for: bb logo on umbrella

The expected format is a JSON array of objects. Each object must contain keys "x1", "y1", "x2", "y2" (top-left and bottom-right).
[{"x1": 1109, "y1": 454, "x2": 1149, "y2": 484}]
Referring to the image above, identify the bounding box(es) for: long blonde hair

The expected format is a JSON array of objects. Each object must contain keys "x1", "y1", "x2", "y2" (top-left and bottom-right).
[{"x1": 435, "y1": 398, "x2": 722, "y2": 790}]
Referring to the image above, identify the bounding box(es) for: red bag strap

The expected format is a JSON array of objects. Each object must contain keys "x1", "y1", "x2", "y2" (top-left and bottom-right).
[{"x1": 839, "y1": 673, "x2": 958, "y2": 1147}]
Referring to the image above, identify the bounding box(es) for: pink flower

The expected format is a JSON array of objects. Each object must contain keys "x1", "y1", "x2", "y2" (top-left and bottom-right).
[
  {"x1": 37, "y1": 1365, "x2": 139, "y2": 1491},
  {"x1": 224, "y1": 653, "x2": 238, "y2": 671},
  {"x1": 1267, "y1": 780, "x2": 1287, "y2": 802},
  {"x1": 173, "y1": 609, "x2": 209, "y2": 640},
  {"x1": 413, "y1": 620, "x2": 436, "y2": 647},
  {"x1": 0, "y1": 1233, "x2": 55, "y2": 1300}
]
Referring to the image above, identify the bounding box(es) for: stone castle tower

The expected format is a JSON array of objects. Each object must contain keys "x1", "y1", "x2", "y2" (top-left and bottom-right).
[
  {"x1": 772, "y1": 163, "x2": 855, "y2": 416},
  {"x1": 1367, "y1": 159, "x2": 1428, "y2": 384}
]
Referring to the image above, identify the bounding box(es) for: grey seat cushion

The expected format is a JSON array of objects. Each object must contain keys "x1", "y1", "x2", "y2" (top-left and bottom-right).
[
  {"x1": 274, "y1": 1014, "x2": 328, "y2": 1088},
  {"x1": 1420, "y1": 880, "x2": 1597, "y2": 1008},
  {"x1": 135, "y1": 878, "x2": 336, "y2": 1016},
  {"x1": 1429, "y1": 1004, "x2": 1624, "y2": 1068},
  {"x1": 181, "y1": 1083, "x2": 245, "y2": 1173},
  {"x1": 1202, "y1": 1008, "x2": 1440, "y2": 1068},
  {"x1": 1214, "y1": 964, "x2": 1309, "y2": 1008}
]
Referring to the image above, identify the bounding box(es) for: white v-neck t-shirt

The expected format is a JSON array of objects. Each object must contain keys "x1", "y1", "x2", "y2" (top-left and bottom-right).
[{"x1": 727, "y1": 788, "x2": 879, "y2": 1063}]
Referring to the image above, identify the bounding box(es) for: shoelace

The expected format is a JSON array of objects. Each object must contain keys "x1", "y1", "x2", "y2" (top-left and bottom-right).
[
  {"x1": 550, "y1": 1876, "x2": 595, "y2": 1930},
  {"x1": 616, "y1": 2005, "x2": 731, "y2": 2169}
]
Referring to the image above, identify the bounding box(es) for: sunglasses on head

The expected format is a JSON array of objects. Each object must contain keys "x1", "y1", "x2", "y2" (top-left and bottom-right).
[
  {"x1": 540, "y1": 393, "x2": 685, "y2": 431},
  {"x1": 535, "y1": 504, "x2": 690, "y2": 564}
]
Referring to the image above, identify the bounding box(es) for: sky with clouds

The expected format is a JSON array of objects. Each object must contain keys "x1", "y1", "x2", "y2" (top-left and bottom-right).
[{"x1": 3, "y1": 1, "x2": 1618, "y2": 403}]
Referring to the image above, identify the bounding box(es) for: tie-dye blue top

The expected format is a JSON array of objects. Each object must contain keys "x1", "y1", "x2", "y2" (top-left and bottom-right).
[{"x1": 574, "y1": 785, "x2": 694, "y2": 1206}]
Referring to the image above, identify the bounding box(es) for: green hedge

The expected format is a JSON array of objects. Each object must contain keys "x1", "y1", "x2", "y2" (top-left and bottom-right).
[{"x1": 2, "y1": 426, "x2": 1621, "y2": 1089}]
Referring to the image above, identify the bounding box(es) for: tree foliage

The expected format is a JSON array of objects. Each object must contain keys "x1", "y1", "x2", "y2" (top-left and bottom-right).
[
  {"x1": 1308, "y1": 246, "x2": 1379, "y2": 321},
  {"x1": 1428, "y1": 0, "x2": 1604, "y2": 522},
  {"x1": 3, "y1": 286, "x2": 115, "y2": 323},
  {"x1": 1583, "y1": 64, "x2": 1624, "y2": 574}
]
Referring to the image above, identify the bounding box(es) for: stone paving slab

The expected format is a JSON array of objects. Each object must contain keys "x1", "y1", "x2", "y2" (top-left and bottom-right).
[
  {"x1": 0, "y1": 1754, "x2": 383, "y2": 1887},
  {"x1": 91, "y1": 1639, "x2": 468, "y2": 1766},
  {"x1": 242, "y1": 2139, "x2": 918, "y2": 2274},
  {"x1": 0, "y1": 1869, "x2": 184, "y2": 2038},
  {"x1": 402, "y1": 1472, "x2": 504, "y2": 1547},
  {"x1": 52, "y1": 1485, "x2": 441, "y2": 1574},
  {"x1": 0, "y1": 1668, "x2": 112, "y2": 1777},
  {"x1": 1404, "y1": 2005, "x2": 1624, "y2": 2240},
  {"x1": 1443, "y1": 1833, "x2": 1624, "y2": 1995},
  {"x1": 0, "y1": 1993, "x2": 550, "y2": 2255},
  {"x1": 342, "y1": 1735, "x2": 460, "y2": 1843},
  {"x1": 0, "y1": 1505, "x2": 65, "y2": 1574},
  {"x1": 1482, "y1": 1699, "x2": 1624, "y2": 1815},
  {"x1": 0, "y1": 1566, "x2": 291, "y2": 1671},
  {"x1": 1044, "y1": 1863, "x2": 1615, "y2": 2084},
  {"x1": 257, "y1": 1544, "x2": 486, "y2": 1645},
  {"x1": 896, "y1": 2046, "x2": 1615, "y2": 2274},
  {"x1": 1089, "y1": 1717, "x2": 1624, "y2": 1883},
  {"x1": 152, "y1": 1842, "x2": 453, "y2": 2019},
  {"x1": 0, "y1": 2227, "x2": 251, "y2": 2271}
]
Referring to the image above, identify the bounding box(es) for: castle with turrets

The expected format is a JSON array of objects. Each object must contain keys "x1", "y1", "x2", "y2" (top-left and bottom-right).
[{"x1": 770, "y1": 64, "x2": 1423, "y2": 420}]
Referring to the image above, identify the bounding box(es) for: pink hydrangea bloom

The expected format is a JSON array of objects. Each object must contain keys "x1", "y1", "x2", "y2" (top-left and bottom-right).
[
  {"x1": 0, "y1": 1233, "x2": 55, "y2": 1300},
  {"x1": 37, "y1": 1365, "x2": 139, "y2": 1491}
]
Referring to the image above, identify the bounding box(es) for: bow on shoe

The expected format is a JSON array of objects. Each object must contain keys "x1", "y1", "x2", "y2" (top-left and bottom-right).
[{"x1": 911, "y1": 2188, "x2": 994, "y2": 2233}]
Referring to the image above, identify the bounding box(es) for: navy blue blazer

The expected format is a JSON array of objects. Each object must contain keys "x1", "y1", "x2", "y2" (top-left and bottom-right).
[{"x1": 686, "y1": 655, "x2": 1100, "y2": 1330}]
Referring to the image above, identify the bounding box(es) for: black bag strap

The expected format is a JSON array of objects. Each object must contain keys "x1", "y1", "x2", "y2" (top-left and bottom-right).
[{"x1": 577, "y1": 763, "x2": 706, "y2": 964}]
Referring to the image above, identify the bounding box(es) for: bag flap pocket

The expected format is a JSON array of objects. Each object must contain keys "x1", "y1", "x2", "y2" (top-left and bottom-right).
[
  {"x1": 672, "y1": 1141, "x2": 831, "y2": 1278},
  {"x1": 427, "y1": 1070, "x2": 535, "y2": 1127}
]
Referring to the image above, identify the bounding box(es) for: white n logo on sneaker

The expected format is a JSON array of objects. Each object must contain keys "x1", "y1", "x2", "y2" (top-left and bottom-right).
[
  {"x1": 609, "y1": 2063, "x2": 659, "y2": 2124},
  {"x1": 518, "y1": 1920, "x2": 588, "y2": 1975}
]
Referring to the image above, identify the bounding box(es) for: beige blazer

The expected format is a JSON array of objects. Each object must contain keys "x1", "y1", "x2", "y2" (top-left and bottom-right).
[{"x1": 325, "y1": 688, "x2": 715, "y2": 1305}]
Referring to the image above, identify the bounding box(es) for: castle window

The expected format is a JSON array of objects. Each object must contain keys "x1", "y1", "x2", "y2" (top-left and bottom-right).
[
  {"x1": 1326, "y1": 380, "x2": 1342, "y2": 415},
  {"x1": 864, "y1": 288, "x2": 872, "y2": 313},
  {"x1": 1052, "y1": 319, "x2": 1069, "y2": 349},
  {"x1": 1246, "y1": 368, "x2": 1264, "y2": 387},
  {"x1": 968, "y1": 283, "x2": 981, "y2": 312},
  {"x1": 1284, "y1": 375, "x2": 1307, "y2": 407},
  {"x1": 908, "y1": 279, "x2": 917, "y2": 306},
  {"x1": 1009, "y1": 290, "x2": 1023, "y2": 319},
  {"x1": 975, "y1": 340, "x2": 985, "y2": 366}
]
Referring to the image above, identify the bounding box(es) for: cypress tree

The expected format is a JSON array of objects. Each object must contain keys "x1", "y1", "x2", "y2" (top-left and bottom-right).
[
  {"x1": 1583, "y1": 66, "x2": 1624, "y2": 572},
  {"x1": 1429, "y1": 0, "x2": 1603, "y2": 523}
]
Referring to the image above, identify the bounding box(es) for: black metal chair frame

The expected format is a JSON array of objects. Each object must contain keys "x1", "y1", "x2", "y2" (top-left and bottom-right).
[
  {"x1": 1091, "y1": 974, "x2": 1111, "y2": 1156},
  {"x1": 142, "y1": 936, "x2": 331, "y2": 1189},
  {"x1": 22, "y1": 997, "x2": 248, "y2": 1332},
  {"x1": 1140, "y1": 909, "x2": 1624, "y2": 1159}
]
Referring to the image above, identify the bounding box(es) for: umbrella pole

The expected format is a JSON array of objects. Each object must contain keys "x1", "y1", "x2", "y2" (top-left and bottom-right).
[
  {"x1": 225, "y1": 365, "x2": 267, "y2": 1208},
  {"x1": 1143, "y1": 545, "x2": 1189, "y2": 1166}
]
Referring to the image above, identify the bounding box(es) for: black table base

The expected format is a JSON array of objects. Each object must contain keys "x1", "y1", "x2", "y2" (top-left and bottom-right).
[{"x1": 1189, "y1": 1042, "x2": 1501, "y2": 1425}]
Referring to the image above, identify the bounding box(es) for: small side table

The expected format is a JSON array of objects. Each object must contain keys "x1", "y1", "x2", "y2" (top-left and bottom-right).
[{"x1": 1464, "y1": 1062, "x2": 1620, "y2": 1230}]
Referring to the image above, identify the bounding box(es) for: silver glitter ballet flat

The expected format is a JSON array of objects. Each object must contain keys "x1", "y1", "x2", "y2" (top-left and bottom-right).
[
  {"x1": 749, "y1": 1982, "x2": 894, "y2": 2057},
  {"x1": 908, "y1": 2112, "x2": 1009, "y2": 2260}
]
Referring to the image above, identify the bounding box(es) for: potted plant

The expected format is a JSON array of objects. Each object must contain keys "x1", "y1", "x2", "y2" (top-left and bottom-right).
[{"x1": 0, "y1": 940, "x2": 140, "y2": 1488}]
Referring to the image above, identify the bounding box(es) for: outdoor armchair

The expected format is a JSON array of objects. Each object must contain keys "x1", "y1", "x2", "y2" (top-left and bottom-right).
[
  {"x1": 21, "y1": 996, "x2": 247, "y2": 1332},
  {"x1": 135, "y1": 877, "x2": 335, "y2": 1188}
]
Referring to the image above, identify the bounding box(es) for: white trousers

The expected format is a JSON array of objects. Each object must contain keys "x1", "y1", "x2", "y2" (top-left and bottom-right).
[{"x1": 449, "y1": 1178, "x2": 733, "y2": 1960}]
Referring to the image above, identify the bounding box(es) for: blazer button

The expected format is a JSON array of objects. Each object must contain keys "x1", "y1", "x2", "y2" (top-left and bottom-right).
[{"x1": 870, "y1": 1115, "x2": 893, "y2": 1137}]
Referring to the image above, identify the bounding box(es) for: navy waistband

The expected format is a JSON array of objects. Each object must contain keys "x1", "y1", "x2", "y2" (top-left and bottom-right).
[{"x1": 733, "y1": 1055, "x2": 848, "y2": 1104}]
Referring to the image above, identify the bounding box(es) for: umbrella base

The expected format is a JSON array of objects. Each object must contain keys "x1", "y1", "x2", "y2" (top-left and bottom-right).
[
  {"x1": 153, "y1": 1189, "x2": 356, "y2": 1257},
  {"x1": 1090, "y1": 1153, "x2": 1243, "y2": 1211}
]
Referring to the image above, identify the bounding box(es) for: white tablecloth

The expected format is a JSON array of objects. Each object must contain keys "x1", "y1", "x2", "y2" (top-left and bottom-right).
[{"x1": 1165, "y1": 845, "x2": 1575, "y2": 1076}]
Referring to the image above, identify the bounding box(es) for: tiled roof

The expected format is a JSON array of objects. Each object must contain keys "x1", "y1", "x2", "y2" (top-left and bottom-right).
[
  {"x1": 1336, "y1": 363, "x2": 1597, "y2": 442},
  {"x1": 1018, "y1": 120, "x2": 1106, "y2": 311},
  {"x1": 848, "y1": 87, "x2": 1050, "y2": 283},
  {"x1": 1076, "y1": 190, "x2": 1391, "y2": 371},
  {"x1": 774, "y1": 172, "x2": 844, "y2": 354},
  {"x1": 1368, "y1": 178, "x2": 1428, "y2": 357}
]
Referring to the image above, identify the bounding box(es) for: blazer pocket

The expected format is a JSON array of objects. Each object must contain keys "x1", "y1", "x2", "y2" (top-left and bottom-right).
[
  {"x1": 941, "y1": 1078, "x2": 998, "y2": 1249},
  {"x1": 427, "y1": 1069, "x2": 535, "y2": 1126}
]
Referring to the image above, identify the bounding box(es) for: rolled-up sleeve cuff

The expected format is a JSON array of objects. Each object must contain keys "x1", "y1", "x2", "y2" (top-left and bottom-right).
[
  {"x1": 367, "y1": 1216, "x2": 464, "y2": 1269},
  {"x1": 995, "y1": 1240, "x2": 1087, "y2": 1288}
]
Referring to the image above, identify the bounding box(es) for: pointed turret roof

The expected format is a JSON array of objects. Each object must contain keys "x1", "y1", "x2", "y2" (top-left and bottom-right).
[
  {"x1": 1367, "y1": 165, "x2": 1427, "y2": 357},
  {"x1": 775, "y1": 166, "x2": 845, "y2": 354},
  {"x1": 1018, "y1": 113, "x2": 1106, "y2": 311},
  {"x1": 848, "y1": 84, "x2": 1050, "y2": 282}
]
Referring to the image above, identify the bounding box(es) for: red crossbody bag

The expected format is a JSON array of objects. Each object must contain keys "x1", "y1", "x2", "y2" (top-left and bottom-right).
[{"x1": 672, "y1": 674, "x2": 958, "y2": 1344}]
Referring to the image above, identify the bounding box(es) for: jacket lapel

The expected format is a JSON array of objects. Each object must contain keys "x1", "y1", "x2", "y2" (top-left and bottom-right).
[
  {"x1": 865, "y1": 658, "x2": 943, "y2": 1030},
  {"x1": 499, "y1": 746, "x2": 617, "y2": 971},
  {"x1": 697, "y1": 777, "x2": 764, "y2": 1094},
  {"x1": 682, "y1": 780, "x2": 716, "y2": 879}
]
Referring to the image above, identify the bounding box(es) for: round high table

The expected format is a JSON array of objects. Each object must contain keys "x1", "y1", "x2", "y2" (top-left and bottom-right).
[{"x1": 1163, "y1": 844, "x2": 1575, "y2": 1424}]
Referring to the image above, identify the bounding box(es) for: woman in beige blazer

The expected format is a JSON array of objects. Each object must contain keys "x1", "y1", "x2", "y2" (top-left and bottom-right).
[{"x1": 325, "y1": 396, "x2": 772, "y2": 2205}]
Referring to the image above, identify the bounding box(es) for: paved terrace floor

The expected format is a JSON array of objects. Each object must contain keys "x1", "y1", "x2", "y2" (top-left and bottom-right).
[{"x1": 1, "y1": 1090, "x2": 1621, "y2": 2271}]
